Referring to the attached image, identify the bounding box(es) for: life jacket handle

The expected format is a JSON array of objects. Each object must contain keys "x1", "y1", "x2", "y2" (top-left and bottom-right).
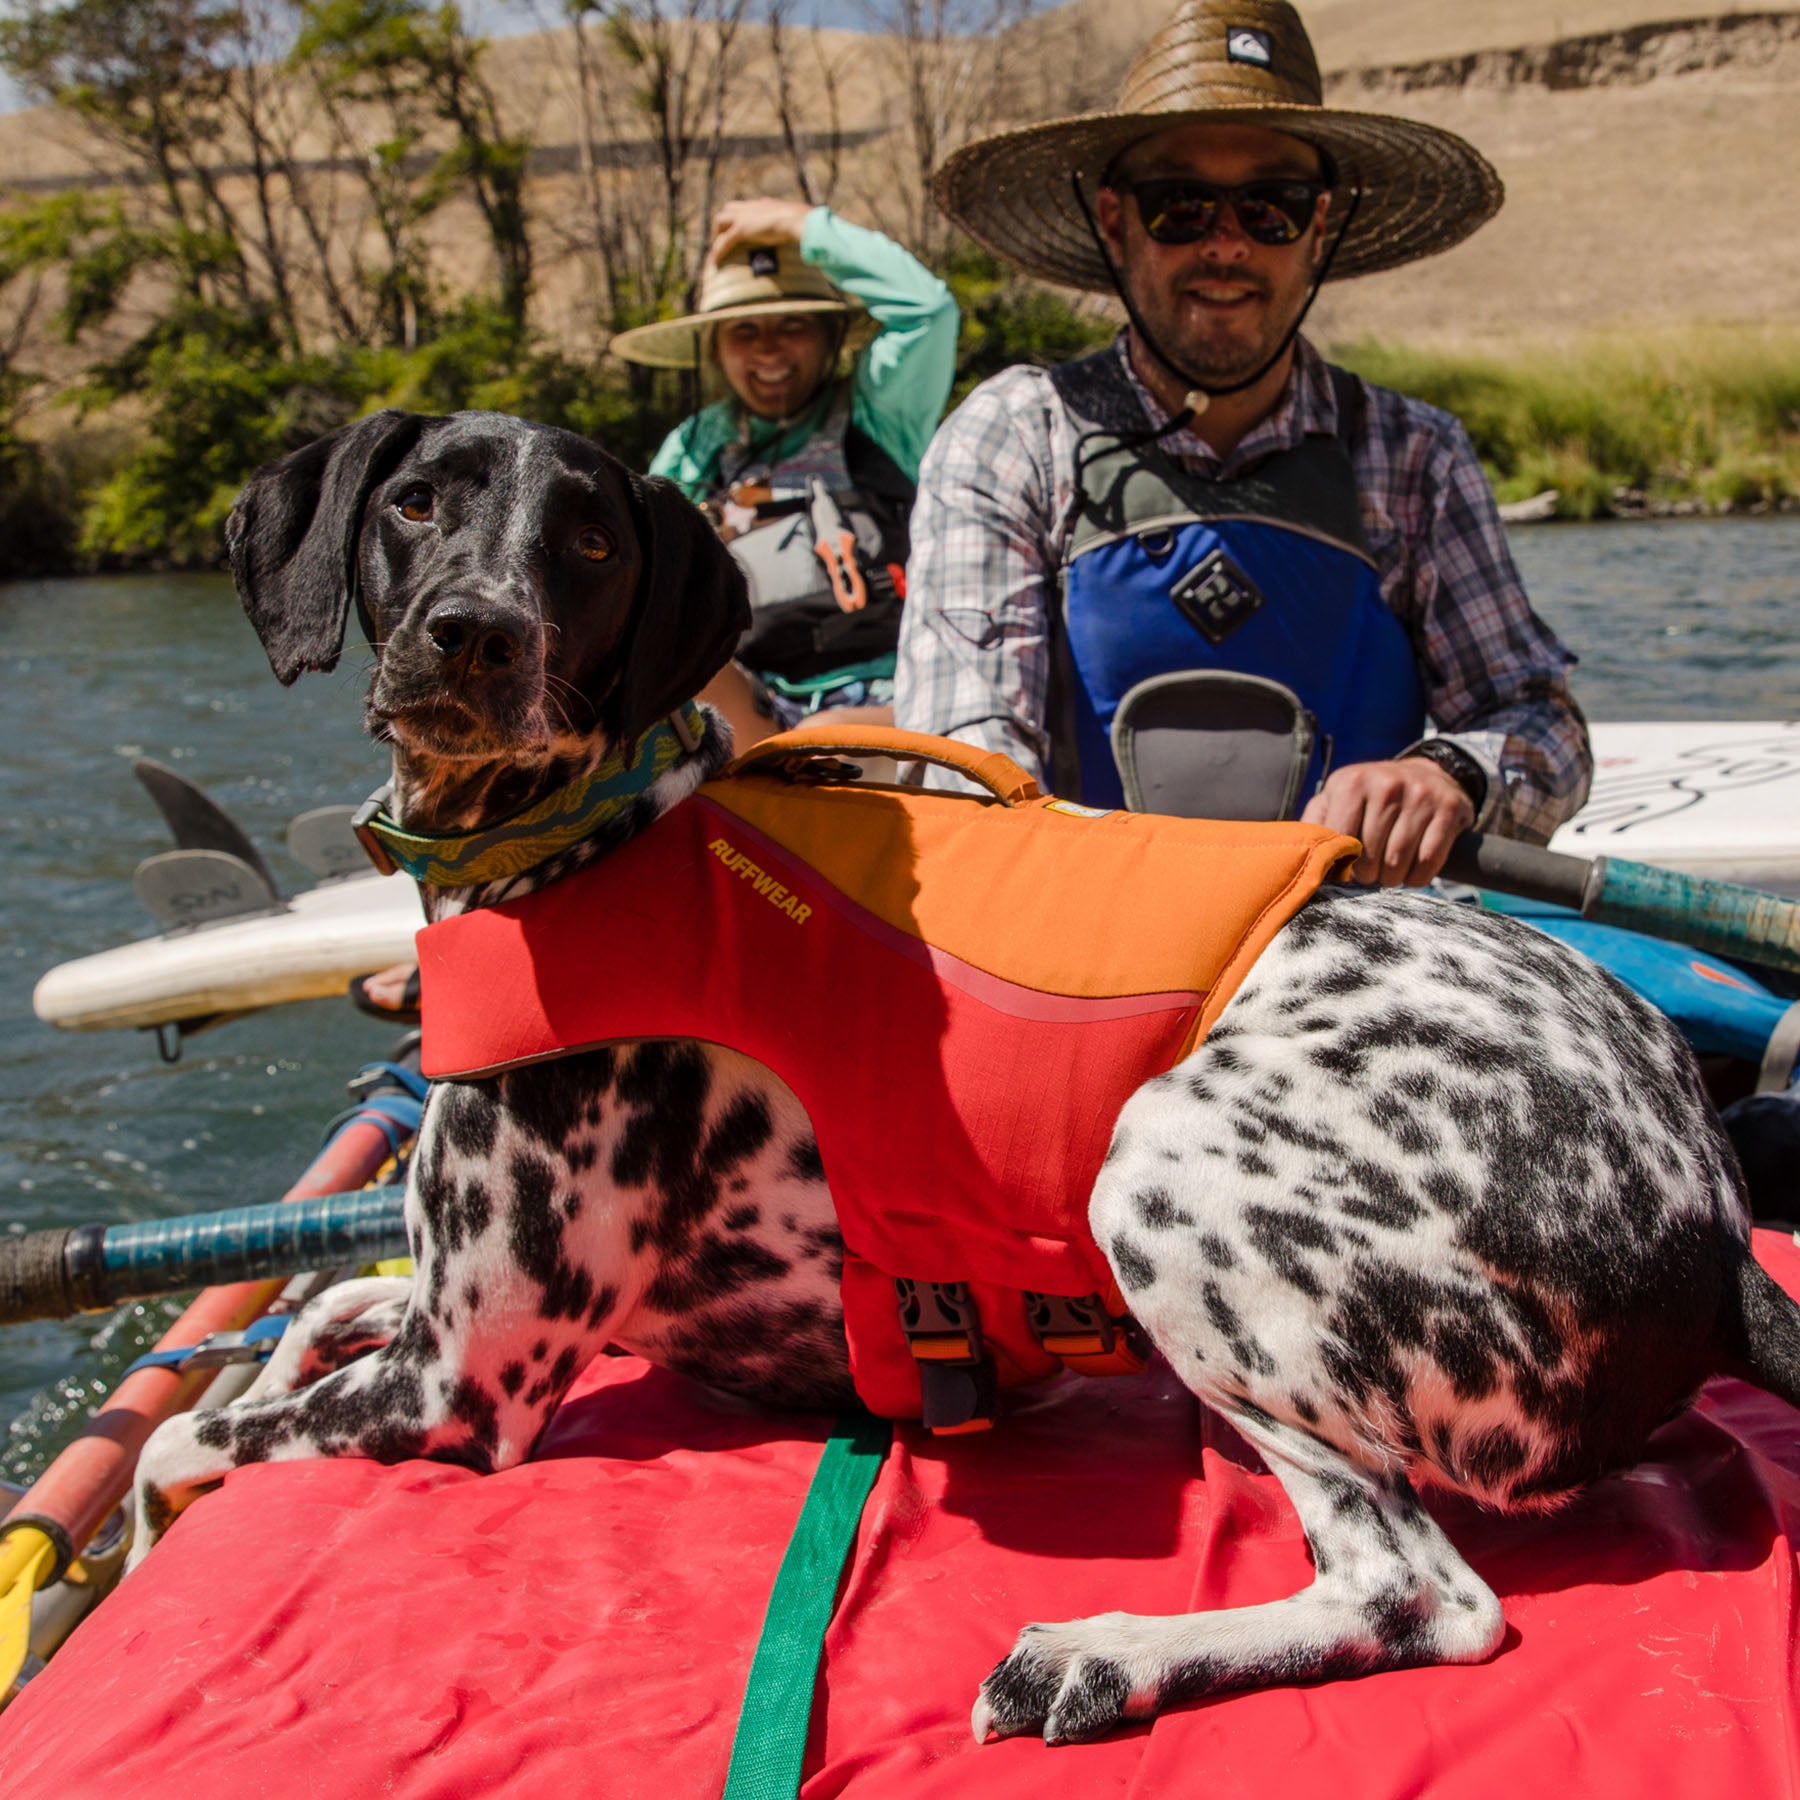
[{"x1": 723, "y1": 725, "x2": 1045, "y2": 809}]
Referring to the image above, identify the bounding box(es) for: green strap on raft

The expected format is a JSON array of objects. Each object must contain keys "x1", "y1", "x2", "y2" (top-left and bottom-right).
[{"x1": 722, "y1": 1411, "x2": 892, "y2": 1799}]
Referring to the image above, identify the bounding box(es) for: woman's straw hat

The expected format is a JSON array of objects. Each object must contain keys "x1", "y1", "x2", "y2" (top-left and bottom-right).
[
  {"x1": 933, "y1": 0, "x2": 1503, "y2": 290},
  {"x1": 609, "y1": 241, "x2": 877, "y2": 369}
]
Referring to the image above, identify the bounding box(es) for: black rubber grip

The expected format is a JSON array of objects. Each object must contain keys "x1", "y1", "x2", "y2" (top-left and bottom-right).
[
  {"x1": 62, "y1": 1222, "x2": 112, "y2": 1314},
  {"x1": 0, "y1": 1228, "x2": 79, "y2": 1325},
  {"x1": 1440, "y1": 831, "x2": 1602, "y2": 912}
]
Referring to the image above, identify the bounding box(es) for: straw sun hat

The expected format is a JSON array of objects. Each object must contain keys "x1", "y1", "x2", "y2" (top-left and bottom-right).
[
  {"x1": 933, "y1": 0, "x2": 1503, "y2": 291},
  {"x1": 609, "y1": 240, "x2": 879, "y2": 370}
]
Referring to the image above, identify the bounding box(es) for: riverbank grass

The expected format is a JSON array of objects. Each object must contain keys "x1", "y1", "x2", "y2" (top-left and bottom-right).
[{"x1": 1332, "y1": 330, "x2": 1800, "y2": 519}]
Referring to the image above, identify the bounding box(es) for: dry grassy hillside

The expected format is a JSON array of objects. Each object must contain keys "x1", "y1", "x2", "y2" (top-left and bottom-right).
[
  {"x1": 1018, "y1": 0, "x2": 1800, "y2": 89},
  {"x1": 1, "y1": 1, "x2": 1797, "y2": 348},
  {"x1": 1310, "y1": 12, "x2": 1800, "y2": 344}
]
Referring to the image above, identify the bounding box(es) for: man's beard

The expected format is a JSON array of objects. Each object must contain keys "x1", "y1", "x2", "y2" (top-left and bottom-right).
[{"x1": 1125, "y1": 261, "x2": 1297, "y2": 388}]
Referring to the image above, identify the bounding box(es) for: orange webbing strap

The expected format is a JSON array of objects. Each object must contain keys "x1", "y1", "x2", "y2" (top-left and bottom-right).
[{"x1": 724, "y1": 725, "x2": 1044, "y2": 809}]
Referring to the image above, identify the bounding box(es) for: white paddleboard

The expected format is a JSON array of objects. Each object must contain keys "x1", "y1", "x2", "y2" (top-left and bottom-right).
[
  {"x1": 32, "y1": 871, "x2": 424, "y2": 1033},
  {"x1": 1554, "y1": 721, "x2": 1800, "y2": 899}
]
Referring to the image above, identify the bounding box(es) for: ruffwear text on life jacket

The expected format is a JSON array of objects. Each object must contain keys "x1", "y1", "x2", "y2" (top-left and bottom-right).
[{"x1": 708, "y1": 836, "x2": 813, "y2": 924}]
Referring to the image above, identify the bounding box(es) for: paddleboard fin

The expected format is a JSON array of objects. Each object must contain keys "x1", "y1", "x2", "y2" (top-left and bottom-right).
[
  {"x1": 286, "y1": 805, "x2": 370, "y2": 881},
  {"x1": 132, "y1": 849, "x2": 282, "y2": 932},
  {"x1": 133, "y1": 758, "x2": 277, "y2": 893}
]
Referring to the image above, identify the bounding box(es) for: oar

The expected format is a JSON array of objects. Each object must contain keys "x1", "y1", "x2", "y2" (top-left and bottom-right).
[
  {"x1": 0, "y1": 1187, "x2": 409, "y2": 1329},
  {"x1": 1439, "y1": 832, "x2": 1800, "y2": 979},
  {"x1": 0, "y1": 1187, "x2": 409, "y2": 1689},
  {"x1": 0, "y1": 1089, "x2": 411, "y2": 1699}
]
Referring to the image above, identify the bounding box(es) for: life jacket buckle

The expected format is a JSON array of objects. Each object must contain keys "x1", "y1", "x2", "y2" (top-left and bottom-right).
[
  {"x1": 895, "y1": 1278, "x2": 998, "y2": 1434},
  {"x1": 769, "y1": 754, "x2": 865, "y2": 786},
  {"x1": 1024, "y1": 1282, "x2": 1152, "y2": 1378}
]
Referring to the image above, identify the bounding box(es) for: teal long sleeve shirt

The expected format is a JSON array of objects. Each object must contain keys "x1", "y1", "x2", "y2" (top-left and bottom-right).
[{"x1": 646, "y1": 209, "x2": 959, "y2": 500}]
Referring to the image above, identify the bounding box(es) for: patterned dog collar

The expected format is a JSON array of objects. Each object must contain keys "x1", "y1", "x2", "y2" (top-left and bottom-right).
[{"x1": 354, "y1": 705, "x2": 706, "y2": 887}]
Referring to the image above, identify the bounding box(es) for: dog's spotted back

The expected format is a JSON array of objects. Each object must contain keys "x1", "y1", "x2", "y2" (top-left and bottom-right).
[{"x1": 1100, "y1": 886, "x2": 1746, "y2": 1511}]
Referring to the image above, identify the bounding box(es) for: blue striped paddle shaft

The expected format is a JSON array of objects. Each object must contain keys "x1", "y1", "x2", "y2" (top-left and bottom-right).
[
  {"x1": 1590, "y1": 857, "x2": 1800, "y2": 978},
  {"x1": 1444, "y1": 833, "x2": 1800, "y2": 978},
  {"x1": 96, "y1": 1187, "x2": 410, "y2": 1296}
]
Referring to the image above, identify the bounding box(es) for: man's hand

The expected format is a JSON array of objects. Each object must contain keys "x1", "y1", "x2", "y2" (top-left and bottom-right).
[
  {"x1": 1300, "y1": 757, "x2": 1475, "y2": 887},
  {"x1": 708, "y1": 197, "x2": 813, "y2": 267}
]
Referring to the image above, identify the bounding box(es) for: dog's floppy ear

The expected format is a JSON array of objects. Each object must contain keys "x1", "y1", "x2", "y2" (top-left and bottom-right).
[
  {"x1": 226, "y1": 409, "x2": 426, "y2": 685},
  {"x1": 605, "y1": 471, "x2": 752, "y2": 747}
]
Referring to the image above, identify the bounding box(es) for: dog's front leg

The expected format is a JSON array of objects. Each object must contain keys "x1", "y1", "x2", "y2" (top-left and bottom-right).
[
  {"x1": 237, "y1": 1275, "x2": 414, "y2": 1403},
  {"x1": 973, "y1": 1407, "x2": 1504, "y2": 1744},
  {"x1": 126, "y1": 1339, "x2": 438, "y2": 1572}
]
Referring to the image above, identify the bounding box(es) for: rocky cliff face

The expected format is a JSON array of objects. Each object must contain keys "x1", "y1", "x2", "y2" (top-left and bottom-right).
[
  {"x1": 1333, "y1": 9, "x2": 1800, "y2": 96},
  {"x1": 1304, "y1": 9, "x2": 1800, "y2": 342}
]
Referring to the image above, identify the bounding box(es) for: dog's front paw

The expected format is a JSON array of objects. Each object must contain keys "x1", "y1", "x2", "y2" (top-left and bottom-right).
[{"x1": 972, "y1": 1617, "x2": 1146, "y2": 1746}]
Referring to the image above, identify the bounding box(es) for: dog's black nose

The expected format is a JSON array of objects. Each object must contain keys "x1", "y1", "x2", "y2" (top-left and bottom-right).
[{"x1": 424, "y1": 601, "x2": 523, "y2": 675}]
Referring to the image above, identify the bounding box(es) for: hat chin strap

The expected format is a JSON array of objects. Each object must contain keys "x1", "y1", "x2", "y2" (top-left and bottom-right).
[{"x1": 1071, "y1": 171, "x2": 1361, "y2": 429}]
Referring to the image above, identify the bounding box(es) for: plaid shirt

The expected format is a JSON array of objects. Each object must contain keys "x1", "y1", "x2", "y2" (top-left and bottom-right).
[{"x1": 895, "y1": 336, "x2": 1591, "y2": 840}]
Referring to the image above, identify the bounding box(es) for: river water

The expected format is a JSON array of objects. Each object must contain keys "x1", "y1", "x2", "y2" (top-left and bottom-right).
[{"x1": 1, "y1": 516, "x2": 1797, "y2": 1474}]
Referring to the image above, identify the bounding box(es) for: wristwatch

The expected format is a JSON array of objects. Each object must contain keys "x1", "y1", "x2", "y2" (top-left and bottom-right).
[{"x1": 1398, "y1": 739, "x2": 1488, "y2": 820}]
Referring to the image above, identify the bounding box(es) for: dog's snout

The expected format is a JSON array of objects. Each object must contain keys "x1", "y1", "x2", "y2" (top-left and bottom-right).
[{"x1": 424, "y1": 600, "x2": 526, "y2": 676}]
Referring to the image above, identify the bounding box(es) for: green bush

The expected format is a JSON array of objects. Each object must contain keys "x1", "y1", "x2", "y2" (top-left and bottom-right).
[
  {"x1": 350, "y1": 303, "x2": 684, "y2": 471},
  {"x1": 64, "y1": 298, "x2": 689, "y2": 566},
  {"x1": 73, "y1": 303, "x2": 369, "y2": 565},
  {"x1": 942, "y1": 247, "x2": 1114, "y2": 404}
]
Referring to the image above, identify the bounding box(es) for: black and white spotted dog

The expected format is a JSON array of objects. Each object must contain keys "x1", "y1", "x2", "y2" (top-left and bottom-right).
[{"x1": 131, "y1": 408, "x2": 1800, "y2": 1747}]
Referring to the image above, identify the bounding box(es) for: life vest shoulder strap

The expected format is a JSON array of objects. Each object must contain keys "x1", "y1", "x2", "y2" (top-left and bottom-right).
[{"x1": 1052, "y1": 350, "x2": 1371, "y2": 561}]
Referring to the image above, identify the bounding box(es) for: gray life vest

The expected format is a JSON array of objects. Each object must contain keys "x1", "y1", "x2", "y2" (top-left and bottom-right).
[{"x1": 714, "y1": 384, "x2": 914, "y2": 686}]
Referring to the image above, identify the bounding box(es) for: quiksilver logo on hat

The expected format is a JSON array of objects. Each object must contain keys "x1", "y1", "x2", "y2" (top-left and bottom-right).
[
  {"x1": 1227, "y1": 27, "x2": 1272, "y2": 66},
  {"x1": 749, "y1": 247, "x2": 779, "y2": 277}
]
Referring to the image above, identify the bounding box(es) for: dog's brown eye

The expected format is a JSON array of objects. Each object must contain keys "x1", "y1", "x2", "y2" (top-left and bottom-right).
[
  {"x1": 396, "y1": 487, "x2": 433, "y2": 522},
  {"x1": 575, "y1": 527, "x2": 613, "y2": 563}
]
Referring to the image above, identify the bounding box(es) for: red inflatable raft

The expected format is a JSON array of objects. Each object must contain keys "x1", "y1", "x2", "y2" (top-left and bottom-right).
[{"x1": 5, "y1": 1232, "x2": 1800, "y2": 1800}]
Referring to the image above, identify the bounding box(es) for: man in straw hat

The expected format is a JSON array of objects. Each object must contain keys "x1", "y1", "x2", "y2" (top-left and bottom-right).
[
  {"x1": 612, "y1": 198, "x2": 959, "y2": 747},
  {"x1": 898, "y1": 0, "x2": 1591, "y2": 884}
]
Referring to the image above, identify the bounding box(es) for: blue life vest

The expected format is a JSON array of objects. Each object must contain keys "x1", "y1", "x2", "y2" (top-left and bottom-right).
[{"x1": 1049, "y1": 351, "x2": 1426, "y2": 811}]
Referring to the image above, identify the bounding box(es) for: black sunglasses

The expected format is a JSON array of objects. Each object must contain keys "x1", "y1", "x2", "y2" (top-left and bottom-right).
[{"x1": 1119, "y1": 177, "x2": 1328, "y2": 247}]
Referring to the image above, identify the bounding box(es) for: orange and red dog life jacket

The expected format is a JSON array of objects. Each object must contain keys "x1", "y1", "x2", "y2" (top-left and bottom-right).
[{"x1": 416, "y1": 727, "x2": 1358, "y2": 1424}]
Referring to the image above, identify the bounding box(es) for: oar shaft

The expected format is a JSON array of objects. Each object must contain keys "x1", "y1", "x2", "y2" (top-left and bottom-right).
[
  {"x1": 1442, "y1": 832, "x2": 1800, "y2": 977},
  {"x1": 0, "y1": 1187, "x2": 409, "y2": 1327},
  {"x1": 1587, "y1": 856, "x2": 1800, "y2": 977}
]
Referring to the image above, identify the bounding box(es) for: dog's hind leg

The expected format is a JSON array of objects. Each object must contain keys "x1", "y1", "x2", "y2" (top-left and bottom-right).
[{"x1": 972, "y1": 1406, "x2": 1503, "y2": 1745}]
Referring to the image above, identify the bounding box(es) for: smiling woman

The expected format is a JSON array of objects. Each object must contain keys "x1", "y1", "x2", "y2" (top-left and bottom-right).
[{"x1": 609, "y1": 197, "x2": 960, "y2": 745}]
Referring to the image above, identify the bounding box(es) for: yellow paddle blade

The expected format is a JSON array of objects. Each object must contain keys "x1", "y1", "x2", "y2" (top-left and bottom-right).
[{"x1": 0, "y1": 1528, "x2": 58, "y2": 1698}]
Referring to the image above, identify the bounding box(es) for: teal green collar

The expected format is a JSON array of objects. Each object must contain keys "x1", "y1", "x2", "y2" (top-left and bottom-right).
[{"x1": 354, "y1": 706, "x2": 705, "y2": 887}]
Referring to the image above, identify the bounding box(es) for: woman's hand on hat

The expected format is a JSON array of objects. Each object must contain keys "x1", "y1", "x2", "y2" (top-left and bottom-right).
[{"x1": 708, "y1": 197, "x2": 814, "y2": 266}]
